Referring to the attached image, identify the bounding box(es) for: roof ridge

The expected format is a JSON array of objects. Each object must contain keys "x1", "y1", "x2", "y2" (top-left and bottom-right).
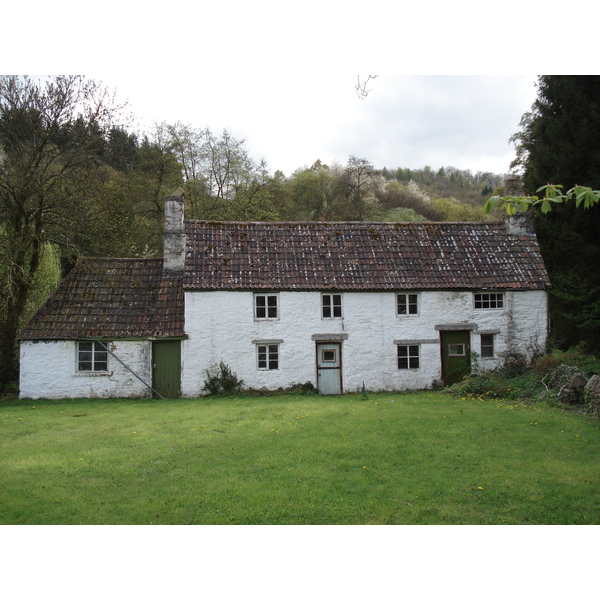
[{"x1": 185, "y1": 219, "x2": 502, "y2": 226}]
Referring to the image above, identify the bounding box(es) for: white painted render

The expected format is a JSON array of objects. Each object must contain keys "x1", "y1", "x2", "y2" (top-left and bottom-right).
[
  {"x1": 19, "y1": 289, "x2": 547, "y2": 399},
  {"x1": 19, "y1": 340, "x2": 152, "y2": 399},
  {"x1": 181, "y1": 289, "x2": 548, "y2": 396}
]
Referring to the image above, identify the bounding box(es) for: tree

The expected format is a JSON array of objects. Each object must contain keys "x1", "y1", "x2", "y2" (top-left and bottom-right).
[
  {"x1": 493, "y1": 76, "x2": 600, "y2": 349},
  {"x1": 164, "y1": 123, "x2": 262, "y2": 220},
  {"x1": 289, "y1": 163, "x2": 337, "y2": 220},
  {"x1": 0, "y1": 75, "x2": 125, "y2": 384},
  {"x1": 341, "y1": 156, "x2": 381, "y2": 220}
]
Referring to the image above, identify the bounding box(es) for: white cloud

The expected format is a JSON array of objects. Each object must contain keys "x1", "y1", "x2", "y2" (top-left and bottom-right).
[{"x1": 96, "y1": 73, "x2": 538, "y2": 176}]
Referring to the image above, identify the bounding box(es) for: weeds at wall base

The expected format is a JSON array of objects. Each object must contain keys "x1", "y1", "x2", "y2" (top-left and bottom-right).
[{"x1": 449, "y1": 346, "x2": 600, "y2": 419}]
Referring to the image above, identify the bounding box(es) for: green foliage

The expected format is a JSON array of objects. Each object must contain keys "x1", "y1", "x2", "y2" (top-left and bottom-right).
[
  {"x1": 453, "y1": 346, "x2": 600, "y2": 418},
  {"x1": 22, "y1": 242, "x2": 61, "y2": 325},
  {"x1": 203, "y1": 362, "x2": 245, "y2": 395},
  {"x1": 431, "y1": 196, "x2": 486, "y2": 221},
  {"x1": 377, "y1": 206, "x2": 428, "y2": 222},
  {"x1": 484, "y1": 184, "x2": 600, "y2": 216},
  {"x1": 532, "y1": 346, "x2": 600, "y2": 378},
  {"x1": 506, "y1": 76, "x2": 600, "y2": 351}
]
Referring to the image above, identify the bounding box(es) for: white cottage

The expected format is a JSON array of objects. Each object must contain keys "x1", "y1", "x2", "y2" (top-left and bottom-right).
[{"x1": 18, "y1": 193, "x2": 550, "y2": 399}]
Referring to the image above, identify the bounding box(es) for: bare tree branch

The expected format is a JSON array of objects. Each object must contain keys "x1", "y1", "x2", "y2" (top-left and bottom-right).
[{"x1": 356, "y1": 75, "x2": 378, "y2": 100}]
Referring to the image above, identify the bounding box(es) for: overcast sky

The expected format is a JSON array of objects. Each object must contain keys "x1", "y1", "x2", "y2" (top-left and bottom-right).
[
  {"x1": 92, "y1": 73, "x2": 539, "y2": 177},
  {"x1": 7, "y1": 2, "x2": 594, "y2": 183}
]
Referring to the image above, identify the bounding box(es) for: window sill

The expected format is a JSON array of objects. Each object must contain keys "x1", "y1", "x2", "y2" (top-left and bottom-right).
[{"x1": 73, "y1": 371, "x2": 112, "y2": 377}]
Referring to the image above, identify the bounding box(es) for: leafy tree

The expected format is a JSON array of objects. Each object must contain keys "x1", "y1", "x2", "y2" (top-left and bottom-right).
[
  {"x1": 289, "y1": 163, "x2": 337, "y2": 220},
  {"x1": 340, "y1": 156, "x2": 381, "y2": 220},
  {"x1": 498, "y1": 75, "x2": 600, "y2": 349},
  {"x1": 164, "y1": 123, "x2": 264, "y2": 220},
  {"x1": 0, "y1": 75, "x2": 125, "y2": 383}
]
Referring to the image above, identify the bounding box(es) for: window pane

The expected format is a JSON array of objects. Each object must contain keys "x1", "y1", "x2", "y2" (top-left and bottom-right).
[
  {"x1": 256, "y1": 296, "x2": 266, "y2": 318},
  {"x1": 258, "y1": 344, "x2": 279, "y2": 370},
  {"x1": 448, "y1": 344, "x2": 465, "y2": 357},
  {"x1": 475, "y1": 293, "x2": 503, "y2": 309},
  {"x1": 268, "y1": 345, "x2": 279, "y2": 369},
  {"x1": 79, "y1": 351, "x2": 93, "y2": 363},
  {"x1": 408, "y1": 294, "x2": 418, "y2": 314},
  {"x1": 397, "y1": 294, "x2": 407, "y2": 315},
  {"x1": 398, "y1": 294, "x2": 418, "y2": 315},
  {"x1": 398, "y1": 345, "x2": 419, "y2": 369},
  {"x1": 322, "y1": 349, "x2": 336, "y2": 362},
  {"x1": 258, "y1": 346, "x2": 267, "y2": 369},
  {"x1": 481, "y1": 334, "x2": 494, "y2": 358},
  {"x1": 323, "y1": 294, "x2": 342, "y2": 318},
  {"x1": 333, "y1": 295, "x2": 342, "y2": 317}
]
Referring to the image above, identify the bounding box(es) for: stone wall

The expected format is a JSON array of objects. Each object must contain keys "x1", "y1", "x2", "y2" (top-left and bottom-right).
[
  {"x1": 182, "y1": 289, "x2": 548, "y2": 395},
  {"x1": 19, "y1": 340, "x2": 152, "y2": 399}
]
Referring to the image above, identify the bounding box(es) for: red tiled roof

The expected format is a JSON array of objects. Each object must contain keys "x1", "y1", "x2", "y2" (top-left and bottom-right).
[
  {"x1": 19, "y1": 220, "x2": 550, "y2": 341},
  {"x1": 19, "y1": 258, "x2": 184, "y2": 340},
  {"x1": 184, "y1": 221, "x2": 550, "y2": 291}
]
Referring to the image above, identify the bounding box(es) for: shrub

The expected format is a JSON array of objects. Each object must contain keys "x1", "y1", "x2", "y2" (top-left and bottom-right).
[
  {"x1": 533, "y1": 346, "x2": 600, "y2": 377},
  {"x1": 203, "y1": 362, "x2": 244, "y2": 396}
]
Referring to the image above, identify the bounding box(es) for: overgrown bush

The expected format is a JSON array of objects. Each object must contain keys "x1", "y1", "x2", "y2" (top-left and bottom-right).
[
  {"x1": 452, "y1": 369, "x2": 543, "y2": 401},
  {"x1": 450, "y1": 347, "x2": 600, "y2": 418},
  {"x1": 532, "y1": 345, "x2": 600, "y2": 377},
  {"x1": 203, "y1": 362, "x2": 244, "y2": 395}
]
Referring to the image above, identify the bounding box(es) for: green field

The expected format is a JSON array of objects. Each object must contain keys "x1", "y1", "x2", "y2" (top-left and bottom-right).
[{"x1": 1, "y1": 392, "x2": 598, "y2": 524}]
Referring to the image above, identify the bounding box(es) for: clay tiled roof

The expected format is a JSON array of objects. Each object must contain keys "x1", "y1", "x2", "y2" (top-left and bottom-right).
[
  {"x1": 184, "y1": 220, "x2": 550, "y2": 291},
  {"x1": 19, "y1": 258, "x2": 184, "y2": 340}
]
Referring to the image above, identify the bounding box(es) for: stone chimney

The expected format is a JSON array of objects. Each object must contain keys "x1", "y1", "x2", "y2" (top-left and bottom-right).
[
  {"x1": 505, "y1": 211, "x2": 535, "y2": 236},
  {"x1": 163, "y1": 188, "x2": 186, "y2": 276}
]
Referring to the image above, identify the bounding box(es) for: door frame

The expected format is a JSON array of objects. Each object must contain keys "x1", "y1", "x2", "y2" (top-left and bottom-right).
[
  {"x1": 439, "y1": 329, "x2": 471, "y2": 386},
  {"x1": 316, "y1": 341, "x2": 343, "y2": 395},
  {"x1": 152, "y1": 340, "x2": 181, "y2": 398}
]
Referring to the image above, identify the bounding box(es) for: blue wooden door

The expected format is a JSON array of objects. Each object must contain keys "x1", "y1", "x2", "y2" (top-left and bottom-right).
[{"x1": 316, "y1": 343, "x2": 342, "y2": 395}]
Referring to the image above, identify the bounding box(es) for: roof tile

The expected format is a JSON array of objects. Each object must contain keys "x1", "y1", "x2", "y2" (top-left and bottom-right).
[
  {"x1": 184, "y1": 221, "x2": 550, "y2": 291},
  {"x1": 19, "y1": 258, "x2": 184, "y2": 340}
]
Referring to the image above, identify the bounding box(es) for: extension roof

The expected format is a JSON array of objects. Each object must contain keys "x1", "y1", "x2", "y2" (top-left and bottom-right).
[
  {"x1": 184, "y1": 220, "x2": 550, "y2": 291},
  {"x1": 19, "y1": 258, "x2": 184, "y2": 340}
]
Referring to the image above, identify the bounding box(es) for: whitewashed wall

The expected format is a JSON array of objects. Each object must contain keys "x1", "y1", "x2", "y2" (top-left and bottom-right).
[
  {"x1": 19, "y1": 340, "x2": 152, "y2": 399},
  {"x1": 181, "y1": 289, "x2": 548, "y2": 395}
]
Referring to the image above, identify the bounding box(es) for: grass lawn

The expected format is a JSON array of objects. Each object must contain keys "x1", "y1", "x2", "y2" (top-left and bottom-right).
[{"x1": 1, "y1": 391, "x2": 599, "y2": 524}]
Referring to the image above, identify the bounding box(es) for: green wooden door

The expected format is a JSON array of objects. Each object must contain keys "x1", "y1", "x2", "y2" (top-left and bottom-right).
[
  {"x1": 152, "y1": 341, "x2": 181, "y2": 398},
  {"x1": 440, "y1": 330, "x2": 471, "y2": 386}
]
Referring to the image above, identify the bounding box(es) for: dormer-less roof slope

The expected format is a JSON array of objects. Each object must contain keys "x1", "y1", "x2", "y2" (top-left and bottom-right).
[
  {"x1": 19, "y1": 258, "x2": 184, "y2": 340},
  {"x1": 184, "y1": 221, "x2": 550, "y2": 291}
]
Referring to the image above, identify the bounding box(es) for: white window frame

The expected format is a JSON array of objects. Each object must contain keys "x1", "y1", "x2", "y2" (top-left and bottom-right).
[
  {"x1": 254, "y1": 293, "x2": 279, "y2": 320},
  {"x1": 322, "y1": 293, "x2": 342, "y2": 319},
  {"x1": 77, "y1": 341, "x2": 109, "y2": 372},
  {"x1": 257, "y1": 343, "x2": 280, "y2": 370},
  {"x1": 397, "y1": 344, "x2": 420, "y2": 370},
  {"x1": 396, "y1": 293, "x2": 419, "y2": 316},
  {"x1": 474, "y1": 292, "x2": 504, "y2": 310},
  {"x1": 448, "y1": 343, "x2": 466, "y2": 357}
]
